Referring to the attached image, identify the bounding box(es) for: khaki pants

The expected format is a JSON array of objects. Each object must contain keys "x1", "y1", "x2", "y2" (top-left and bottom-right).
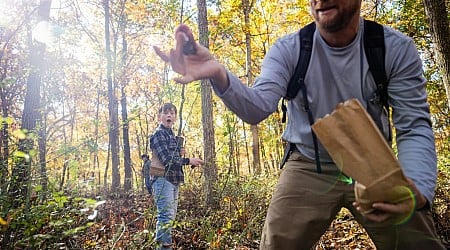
[{"x1": 260, "y1": 151, "x2": 445, "y2": 250}]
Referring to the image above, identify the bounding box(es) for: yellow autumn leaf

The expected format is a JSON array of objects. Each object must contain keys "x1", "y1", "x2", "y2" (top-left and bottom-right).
[
  {"x1": 12, "y1": 129, "x2": 27, "y2": 140},
  {"x1": 0, "y1": 217, "x2": 8, "y2": 226}
]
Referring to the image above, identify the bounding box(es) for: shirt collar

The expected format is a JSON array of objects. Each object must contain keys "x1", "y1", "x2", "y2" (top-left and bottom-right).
[{"x1": 158, "y1": 124, "x2": 174, "y2": 134}]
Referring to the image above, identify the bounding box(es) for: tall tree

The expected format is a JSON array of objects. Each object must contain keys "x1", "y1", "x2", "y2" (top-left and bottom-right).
[
  {"x1": 242, "y1": 0, "x2": 261, "y2": 175},
  {"x1": 9, "y1": 0, "x2": 52, "y2": 208},
  {"x1": 104, "y1": 0, "x2": 121, "y2": 191},
  {"x1": 94, "y1": 77, "x2": 101, "y2": 188},
  {"x1": 58, "y1": 99, "x2": 70, "y2": 191},
  {"x1": 422, "y1": 0, "x2": 450, "y2": 109},
  {"x1": 197, "y1": 0, "x2": 219, "y2": 208},
  {"x1": 116, "y1": 1, "x2": 133, "y2": 191},
  {"x1": 120, "y1": 49, "x2": 133, "y2": 190}
]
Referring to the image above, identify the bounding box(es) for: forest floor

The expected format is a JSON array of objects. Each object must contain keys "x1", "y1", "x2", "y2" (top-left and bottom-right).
[
  {"x1": 81, "y1": 193, "x2": 378, "y2": 250},
  {"x1": 78, "y1": 172, "x2": 450, "y2": 250}
]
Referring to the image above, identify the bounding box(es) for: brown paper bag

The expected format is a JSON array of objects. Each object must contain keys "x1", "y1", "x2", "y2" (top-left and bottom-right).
[
  {"x1": 150, "y1": 152, "x2": 166, "y2": 177},
  {"x1": 311, "y1": 99, "x2": 411, "y2": 214}
]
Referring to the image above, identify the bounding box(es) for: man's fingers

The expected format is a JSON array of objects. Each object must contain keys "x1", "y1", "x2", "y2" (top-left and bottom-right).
[
  {"x1": 153, "y1": 46, "x2": 169, "y2": 62},
  {"x1": 173, "y1": 75, "x2": 194, "y2": 84},
  {"x1": 169, "y1": 49, "x2": 187, "y2": 75},
  {"x1": 176, "y1": 24, "x2": 193, "y2": 38},
  {"x1": 175, "y1": 31, "x2": 189, "y2": 54},
  {"x1": 364, "y1": 212, "x2": 391, "y2": 223},
  {"x1": 372, "y1": 202, "x2": 400, "y2": 213},
  {"x1": 177, "y1": 26, "x2": 197, "y2": 55},
  {"x1": 373, "y1": 199, "x2": 414, "y2": 214}
]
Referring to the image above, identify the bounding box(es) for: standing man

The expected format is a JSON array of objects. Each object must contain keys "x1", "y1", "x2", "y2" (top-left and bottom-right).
[
  {"x1": 141, "y1": 154, "x2": 152, "y2": 195},
  {"x1": 150, "y1": 103, "x2": 203, "y2": 249},
  {"x1": 154, "y1": 0, "x2": 445, "y2": 249}
]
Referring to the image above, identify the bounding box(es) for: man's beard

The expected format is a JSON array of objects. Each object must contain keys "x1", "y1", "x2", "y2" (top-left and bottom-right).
[{"x1": 317, "y1": 7, "x2": 359, "y2": 33}]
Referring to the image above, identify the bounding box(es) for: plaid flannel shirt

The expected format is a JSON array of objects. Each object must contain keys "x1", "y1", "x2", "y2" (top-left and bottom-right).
[{"x1": 150, "y1": 124, "x2": 189, "y2": 185}]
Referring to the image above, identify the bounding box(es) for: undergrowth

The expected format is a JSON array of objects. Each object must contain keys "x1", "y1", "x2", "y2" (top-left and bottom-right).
[{"x1": 0, "y1": 167, "x2": 448, "y2": 249}]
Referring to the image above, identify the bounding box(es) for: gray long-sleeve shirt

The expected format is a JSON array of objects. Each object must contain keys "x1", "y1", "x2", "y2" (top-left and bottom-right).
[{"x1": 212, "y1": 18, "x2": 437, "y2": 204}]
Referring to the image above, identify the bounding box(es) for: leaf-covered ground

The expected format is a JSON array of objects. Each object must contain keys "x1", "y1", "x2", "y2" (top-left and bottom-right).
[
  {"x1": 78, "y1": 170, "x2": 450, "y2": 249},
  {"x1": 81, "y1": 193, "x2": 377, "y2": 250}
]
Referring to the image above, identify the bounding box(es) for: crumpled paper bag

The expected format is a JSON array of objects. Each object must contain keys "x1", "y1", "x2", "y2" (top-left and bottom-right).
[
  {"x1": 311, "y1": 99, "x2": 412, "y2": 214},
  {"x1": 150, "y1": 152, "x2": 166, "y2": 177}
]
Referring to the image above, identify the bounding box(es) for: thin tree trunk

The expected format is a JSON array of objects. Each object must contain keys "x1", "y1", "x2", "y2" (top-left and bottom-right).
[
  {"x1": 422, "y1": 0, "x2": 450, "y2": 109},
  {"x1": 104, "y1": 0, "x2": 121, "y2": 191},
  {"x1": 121, "y1": 85, "x2": 132, "y2": 190},
  {"x1": 104, "y1": 141, "x2": 111, "y2": 188},
  {"x1": 0, "y1": 79, "x2": 10, "y2": 189},
  {"x1": 38, "y1": 104, "x2": 47, "y2": 196},
  {"x1": 226, "y1": 115, "x2": 235, "y2": 174},
  {"x1": 121, "y1": 88, "x2": 132, "y2": 190},
  {"x1": 197, "y1": 0, "x2": 219, "y2": 208},
  {"x1": 234, "y1": 122, "x2": 240, "y2": 175},
  {"x1": 241, "y1": 120, "x2": 251, "y2": 174},
  {"x1": 94, "y1": 76, "x2": 101, "y2": 189},
  {"x1": 242, "y1": 0, "x2": 260, "y2": 175},
  {"x1": 119, "y1": 12, "x2": 132, "y2": 190},
  {"x1": 59, "y1": 101, "x2": 68, "y2": 190}
]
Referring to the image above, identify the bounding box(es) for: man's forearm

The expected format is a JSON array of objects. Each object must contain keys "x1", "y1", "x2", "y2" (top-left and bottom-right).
[{"x1": 210, "y1": 64, "x2": 229, "y2": 94}]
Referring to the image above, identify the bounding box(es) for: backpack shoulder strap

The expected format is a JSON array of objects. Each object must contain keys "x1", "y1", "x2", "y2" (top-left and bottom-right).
[
  {"x1": 281, "y1": 22, "x2": 315, "y2": 123},
  {"x1": 363, "y1": 19, "x2": 388, "y2": 110},
  {"x1": 285, "y1": 22, "x2": 315, "y2": 100},
  {"x1": 281, "y1": 22, "x2": 322, "y2": 173}
]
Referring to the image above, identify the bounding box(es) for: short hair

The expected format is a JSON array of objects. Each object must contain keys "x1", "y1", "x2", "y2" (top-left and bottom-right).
[
  {"x1": 141, "y1": 154, "x2": 149, "y2": 159},
  {"x1": 158, "y1": 103, "x2": 177, "y2": 114}
]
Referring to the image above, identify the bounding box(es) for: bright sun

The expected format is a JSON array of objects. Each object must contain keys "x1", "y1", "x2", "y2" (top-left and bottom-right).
[
  {"x1": 0, "y1": 0, "x2": 15, "y2": 28},
  {"x1": 32, "y1": 21, "x2": 56, "y2": 45},
  {"x1": 0, "y1": 0, "x2": 62, "y2": 46}
]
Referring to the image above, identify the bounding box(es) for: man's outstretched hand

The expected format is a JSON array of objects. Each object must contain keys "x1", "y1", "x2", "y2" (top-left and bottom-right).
[{"x1": 153, "y1": 24, "x2": 226, "y2": 86}]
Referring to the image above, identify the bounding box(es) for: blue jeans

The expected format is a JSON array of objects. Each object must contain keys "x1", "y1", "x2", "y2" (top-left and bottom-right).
[
  {"x1": 152, "y1": 177, "x2": 179, "y2": 248},
  {"x1": 144, "y1": 176, "x2": 153, "y2": 194}
]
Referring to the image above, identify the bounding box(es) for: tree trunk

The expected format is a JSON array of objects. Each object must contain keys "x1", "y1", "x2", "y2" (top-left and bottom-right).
[
  {"x1": 0, "y1": 68, "x2": 11, "y2": 190},
  {"x1": 9, "y1": 0, "x2": 51, "y2": 208},
  {"x1": 226, "y1": 115, "x2": 236, "y2": 174},
  {"x1": 241, "y1": 120, "x2": 251, "y2": 174},
  {"x1": 422, "y1": 0, "x2": 450, "y2": 109},
  {"x1": 197, "y1": 0, "x2": 219, "y2": 209},
  {"x1": 242, "y1": 0, "x2": 260, "y2": 175},
  {"x1": 121, "y1": 84, "x2": 132, "y2": 190},
  {"x1": 104, "y1": 0, "x2": 121, "y2": 192},
  {"x1": 38, "y1": 107, "x2": 47, "y2": 196},
  {"x1": 59, "y1": 102, "x2": 68, "y2": 190},
  {"x1": 234, "y1": 122, "x2": 241, "y2": 174},
  {"x1": 94, "y1": 76, "x2": 101, "y2": 189},
  {"x1": 119, "y1": 13, "x2": 132, "y2": 191}
]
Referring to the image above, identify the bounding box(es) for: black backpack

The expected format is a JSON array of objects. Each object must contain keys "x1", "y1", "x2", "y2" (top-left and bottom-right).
[{"x1": 280, "y1": 20, "x2": 388, "y2": 173}]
